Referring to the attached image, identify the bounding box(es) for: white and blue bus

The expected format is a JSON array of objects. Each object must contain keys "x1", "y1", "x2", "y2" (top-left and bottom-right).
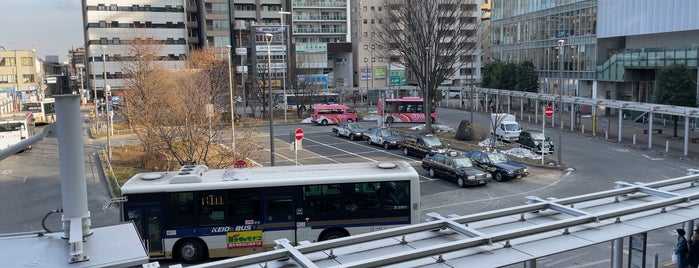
[
  {"x1": 0, "y1": 111, "x2": 34, "y2": 152},
  {"x1": 120, "y1": 161, "x2": 420, "y2": 264}
]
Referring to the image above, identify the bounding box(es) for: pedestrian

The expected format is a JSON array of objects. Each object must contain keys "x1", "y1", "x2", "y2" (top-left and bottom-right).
[
  {"x1": 676, "y1": 228, "x2": 689, "y2": 268},
  {"x1": 689, "y1": 239, "x2": 699, "y2": 268},
  {"x1": 690, "y1": 225, "x2": 699, "y2": 268}
]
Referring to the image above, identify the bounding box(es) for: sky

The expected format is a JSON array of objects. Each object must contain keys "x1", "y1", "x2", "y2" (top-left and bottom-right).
[{"x1": 0, "y1": 0, "x2": 83, "y2": 62}]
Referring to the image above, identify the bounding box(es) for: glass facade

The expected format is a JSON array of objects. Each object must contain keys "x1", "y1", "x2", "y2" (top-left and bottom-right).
[{"x1": 490, "y1": 0, "x2": 597, "y2": 95}]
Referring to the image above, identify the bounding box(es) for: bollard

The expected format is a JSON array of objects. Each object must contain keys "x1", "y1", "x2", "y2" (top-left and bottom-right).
[
  {"x1": 528, "y1": 114, "x2": 531, "y2": 122},
  {"x1": 653, "y1": 253, "x2": 658, "y2": 268},
  {"x1": 666, "y1": 140, "x2": 669, "y2": 152},
  {"x1": 605, "y1": 129, "x2": 608, "y2": 139},
  {"x1": 582, "y1": 124, "x2": 585, "y2": 134},
  {"x1": 633, "y1": 134, "x2": 636, "y2": 145}
]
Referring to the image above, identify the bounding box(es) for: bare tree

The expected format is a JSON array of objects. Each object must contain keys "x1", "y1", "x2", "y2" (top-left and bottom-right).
[
  {"x1": 121, "y1": 44, "x2": 260, "y2": 168},
  {"x1": 374, "y1": 0, "x2": 481, "y2": 132},
  {"x1": 119, "y1": 38, "x2": 169, "y2": 157}
]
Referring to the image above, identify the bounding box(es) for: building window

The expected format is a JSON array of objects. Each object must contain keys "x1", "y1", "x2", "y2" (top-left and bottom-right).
[
  {"x1": 363, "y1": 19, "x2": 367, "y2": 24},
  {"x1": 21, "y1": 57, "x2": 33, "y2": 66},
  {"x1": 0, "y1": 58, "x2": 15, "y2": 66},
  {"x1": 22, "y1": 74, "x2": 34, "y2": 83}
]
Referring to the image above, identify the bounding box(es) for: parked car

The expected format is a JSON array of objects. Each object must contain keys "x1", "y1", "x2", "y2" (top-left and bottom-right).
[
  {"x1": 332, "y1": 122, "x2": 368, "y2": 141},
  {"x1": 421, "y1": 151, "x2": 492, "y2": 187},
  {"x1": 401, "y1": 132, "x2": 448, "y2": 158},
  {"x1": 366, "y1": 128, "x2": 403, "y2": 150},
  {"x1": 464, "y1": 150, "x2": 529, "y2": 182},
  {"x1": 517, "y1": 130, "x2": 554, "y2": 154}
]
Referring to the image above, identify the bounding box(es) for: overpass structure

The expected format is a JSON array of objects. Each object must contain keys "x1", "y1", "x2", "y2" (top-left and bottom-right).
[{"x1": 187, "y1": 170, "x2": 699, "y2": 268}]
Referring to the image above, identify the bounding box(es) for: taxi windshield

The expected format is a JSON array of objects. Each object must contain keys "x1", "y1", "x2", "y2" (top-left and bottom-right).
[
  {"x1": 423, "y1": 136, "x2": 442, "y2": 147},
  {"x1": 487, "y1": 152, "x2": 509, "y2": 163},
  {"x1": 453, "y1": 158, "x2": 474, "y2": 168},
  {"x1": 381, "y1": 129, "x2": 397, "y2": 136},
  {"x1": 347, "y1": 122, "x2": 360, "y2": 129}
]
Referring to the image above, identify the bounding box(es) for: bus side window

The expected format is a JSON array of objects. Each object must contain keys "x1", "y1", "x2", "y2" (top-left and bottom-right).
[
  {"x1": 227, "y1": 197, "x2": 261, "y2": 225},
  {"x1": 384, "y1": 181, "x2": 409, "y2": 208},
  {"x1": 170, "y1": 192, "x2": 196, "y2": 228},
  {"x1": 265, "y1": 199, "x2": 293, "y2": 222},
  {"x1": 347, "y1": 109, "x2": 356, "y2": 114}
]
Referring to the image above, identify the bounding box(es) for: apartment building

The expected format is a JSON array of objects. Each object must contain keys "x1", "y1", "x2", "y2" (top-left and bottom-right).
[
  {"x1": 353, "y1": 0, "x2": 482, "y2": 102},
  {"x1": 0, "y1": 49, "x2": 45, "y2": 112},
  {"x1": 81, "y1": 0, "x2": 188, "y2": 97},
  {"x1": 289, "y1": 0, "x2": 352, "y2": 90}
]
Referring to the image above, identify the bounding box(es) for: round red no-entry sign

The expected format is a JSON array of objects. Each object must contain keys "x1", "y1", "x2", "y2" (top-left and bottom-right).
[
  {"x1": 234, "y1": 160, "x2": 247, "y2": 168},
  {"x1": 295, "y1": 128, "x2": 304, "y2": 141},
  {"x1": 545, "y1": 107, "x2": 554, "y2": 117}
]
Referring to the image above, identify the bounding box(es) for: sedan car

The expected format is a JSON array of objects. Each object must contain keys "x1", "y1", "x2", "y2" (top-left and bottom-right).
[
  {"x1": 464, "y1": 150, "x2": 529, "y2": 182},
  {"x1": 366, "y1": 127, "x2": 403, "y2": 150},
  {"x1": 332, "y1": 122, "x2": 368, "y2": 141},
  {"x1": 421, "y1": 151, "x2": 492, "y2": 187},
  {"x1": 517, "y1": 130, "x2": 554, "y2": 154}
]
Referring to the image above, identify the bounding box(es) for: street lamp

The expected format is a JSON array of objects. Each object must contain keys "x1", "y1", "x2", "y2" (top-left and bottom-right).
[
  {"x1": 279, "y1": 9, "x2": 291, "y2": 123},
  {"x1": 557, "y1": 39, "x2": 565, "y2": 164},
  {"x1": 265, "y1": 33, "x2": 275, "y2": 166},
  {"x1": 102, "y1": 46, "x2": 111, "y2": 161},
  {"x1": 226, "y1": 45, "x2": 236, "y2": 154},
  {"x1": 364, "y1": 57, "x2": 369, "y2": 110}
]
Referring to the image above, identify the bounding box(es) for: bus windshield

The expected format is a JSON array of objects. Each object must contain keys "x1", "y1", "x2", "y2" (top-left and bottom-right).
[{"x1": 20, "y1": 98, "x2": 55, "y2": 125}]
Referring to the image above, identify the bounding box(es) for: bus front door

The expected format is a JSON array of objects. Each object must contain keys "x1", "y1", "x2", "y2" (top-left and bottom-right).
[{"x1": 126, "y1": 206, "x2": 164, "y2": 257}]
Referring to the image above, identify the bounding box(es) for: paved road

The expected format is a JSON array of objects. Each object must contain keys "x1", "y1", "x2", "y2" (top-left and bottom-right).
[{"x1": 245, "y1": 107, "x2": 698, "y2": 267}]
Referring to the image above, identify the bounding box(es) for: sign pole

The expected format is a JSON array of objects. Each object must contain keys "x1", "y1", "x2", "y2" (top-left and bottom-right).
[
  {"x1": 294, "y1": 128, "x2": 304, "y2": 165},
  {"x1": 542, "y1": 107, "x2": 545, "y2": 165}
]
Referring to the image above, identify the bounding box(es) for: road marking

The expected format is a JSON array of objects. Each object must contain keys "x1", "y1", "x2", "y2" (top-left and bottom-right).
[
  {"x1": 641, "y1": 154, "x2": 665, "y2": 161},
  {"x1": 424, "y1": 170, "x2": 571, "y2": 210}
]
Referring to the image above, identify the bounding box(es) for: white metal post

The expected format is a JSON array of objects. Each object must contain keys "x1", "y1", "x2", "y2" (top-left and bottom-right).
[
  {"x1": 265, "y1": 33, "x2": 275, "y2": 166},
  {"x1": 280, "y1": 10, "x2": 290, "y2": 123},
  {"x1": 227, "y1": 45, "x2": 236, "y2": 154}
]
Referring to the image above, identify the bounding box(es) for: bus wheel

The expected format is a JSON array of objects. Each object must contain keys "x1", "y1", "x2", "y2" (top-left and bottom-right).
[
  {"x1": 176, "y1": 238, "x2": 206, "y2": 264},
  {"x1": 319, "y1": 229, "x2": 348, "y2": 241},
  {"x1": 347, "y1": 119, "x2": 353, "y2": 122},
  {"x1": 430, "y1": 117, "x2": 436, "y2": 123},
  {"x1": 386, "y1": 117, "x2": 394, "y2": 124},
  {"x1": 321, "y1": 119, "x2": 328, "y2": 126}
]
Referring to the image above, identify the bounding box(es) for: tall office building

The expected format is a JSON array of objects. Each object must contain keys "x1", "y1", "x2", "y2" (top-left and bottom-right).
[
  {"x1": 489, "y1": 0, "x2": 597, "y2": 97},
  {"x1": 490, "y1": 0, "x2": 699, "y2": 107},
  {"x1": 82, "y1": 0, "x2": 188, "y2": 98},
  {"x1": 596, "y1": 0, "x2": 699, "y2": 104}
]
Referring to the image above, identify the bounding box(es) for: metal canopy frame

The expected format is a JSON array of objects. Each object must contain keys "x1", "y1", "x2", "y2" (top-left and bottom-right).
[{"x1": 189, "y1": 169, "x2": 699, "y2": 268}]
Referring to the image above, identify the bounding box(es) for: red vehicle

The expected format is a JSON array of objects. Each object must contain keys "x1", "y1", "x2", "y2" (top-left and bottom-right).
[
  {"x1": 310, "y1": 104, "x2": 357, "y2": 125},
  {"x1": 379, "y1": 96, "x2": 437, "y2": 123}
]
